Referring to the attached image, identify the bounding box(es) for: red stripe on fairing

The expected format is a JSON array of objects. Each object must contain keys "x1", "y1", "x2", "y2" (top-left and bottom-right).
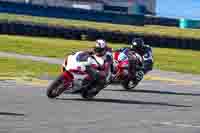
[
  {"x1": 113, "y1": 52, "x2": 120, "y2": 61},
  {"x1": 69, "y1": 69, "x2": 92, "y2": 81},
  {"x1": 118, "y1": 60, "x2": 129, "y2": 68},
  {"x1": 67, "y1": 69, "x2": 92, "y2": 82},
  {"x1": 69, "y1": 69, "x2": 87, "y2": 75},
  {"x1": 63, "y1": 71, "x2": 73, "y2": 80}
]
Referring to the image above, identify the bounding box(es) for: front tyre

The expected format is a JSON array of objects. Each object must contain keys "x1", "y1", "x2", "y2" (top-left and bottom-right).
[{"x1": 46, "y1": 74, "x2": 67, "y2": 99}]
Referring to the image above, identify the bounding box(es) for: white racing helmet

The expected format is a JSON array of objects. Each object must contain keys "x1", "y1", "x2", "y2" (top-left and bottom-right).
[{"x1": 94, "y1": 39, "x2": 107, "y2": 56}]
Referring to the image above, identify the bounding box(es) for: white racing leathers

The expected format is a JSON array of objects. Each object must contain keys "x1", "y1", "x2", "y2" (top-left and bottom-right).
[
  {"x1": 87, "y1": 52, "x2": 112, "y2": 84},
  {"x1": 64, "y1": 51, "x2": 112, "y2": 87}
]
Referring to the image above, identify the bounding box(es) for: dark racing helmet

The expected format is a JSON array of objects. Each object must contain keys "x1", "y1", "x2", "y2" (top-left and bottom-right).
[
  {"x1": 131, "y1": 38, "x2": 145, "y2": 50},
  {"x1": 130, "y1": 38, "x2": 146, "y2": 55}
]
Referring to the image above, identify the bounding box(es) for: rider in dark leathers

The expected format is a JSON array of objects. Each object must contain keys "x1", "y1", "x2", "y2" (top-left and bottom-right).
[
  {"x1": 115, "y1": 38, "x2": 153, "y2": 82},
  {"x1": 130, "y1": 38, "x2": 154, "y2": 74}
]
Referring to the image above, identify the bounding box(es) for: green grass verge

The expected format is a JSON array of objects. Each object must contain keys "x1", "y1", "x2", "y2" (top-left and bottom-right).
[
  {"x1": 0, "y1": 35, "x2": 125, "y2": 58},
  {"x1": 0, "y1": 35, "x2": 200, "y2": 75},
  {"x1": 154, "y1": 48, "x2": 200, "y2": 74},
  {"x1": 0, "y1": 57, "x2": 59, "y2": 78},
  {"x1": 1, "y1": 13, "x2": 200, "y2": 39}
]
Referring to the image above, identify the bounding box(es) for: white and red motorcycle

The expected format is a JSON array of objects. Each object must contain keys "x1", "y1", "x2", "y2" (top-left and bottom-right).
[{"x1": 46, "y1": 51, "x2": 112, "y2": 99}]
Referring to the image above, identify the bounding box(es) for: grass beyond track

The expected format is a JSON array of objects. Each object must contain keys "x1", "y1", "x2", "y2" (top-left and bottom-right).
[
  {"x1": 0, "y1": 57, "x2": 59, "y2": 78},
  {"x1": 0, "y1": 35, "x2": 125, "y2": 58},
  {"x1": 0, "y1": 35, "x2": 200, "y2": 75},
  {"x1": 1, "y1": 13, "x2": 200, "y2": 39}
]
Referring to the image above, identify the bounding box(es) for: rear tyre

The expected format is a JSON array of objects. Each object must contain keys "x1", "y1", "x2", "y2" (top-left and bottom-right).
[
  {"x1": 81, "y1": 86, "x2": 98, "y2": 99},
  {"x1": 121, "y1": 80, "x2": 139, "y2": 90},
  {"x1": 81, "y1": 81, "x2": 99, "y2": 99},
  {"x1": 46, "y1": 74, "x2": 67, "y2": 99}
]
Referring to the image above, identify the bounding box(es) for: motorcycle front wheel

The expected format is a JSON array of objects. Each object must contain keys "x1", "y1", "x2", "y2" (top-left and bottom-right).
[{"x1": 46, "y1": 74, "x2": 69, "y2": 99}]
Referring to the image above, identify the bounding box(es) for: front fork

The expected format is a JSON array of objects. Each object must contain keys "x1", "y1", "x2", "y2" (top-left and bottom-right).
[{"x1": 61, "y1": 66, "x2": 73, "y2": 90}]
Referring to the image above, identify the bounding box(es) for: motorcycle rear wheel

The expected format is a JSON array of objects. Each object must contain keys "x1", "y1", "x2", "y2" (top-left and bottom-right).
[
  {"x1": 81, "y1": 86, "x2": 99, "y2": 99},
  {"x1": 121, "y1": 80, "x2": 139, "y2": 90},
  {"x1": 81, "y1": 81, "x2": 101, "y2": 99}
]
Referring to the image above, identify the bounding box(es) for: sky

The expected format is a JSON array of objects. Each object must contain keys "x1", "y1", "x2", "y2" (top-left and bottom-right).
[{"x1": 157, "y1": 0, "x2": 200, "y2": 20}]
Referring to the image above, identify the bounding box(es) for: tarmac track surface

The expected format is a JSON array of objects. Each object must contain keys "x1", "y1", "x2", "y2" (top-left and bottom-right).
[
  {"x1": 0, "y1": 79, "x2": 200, "y2": 133},
  {"x1": 0, "y1": 51, "x2": 200, "y2": 132}
]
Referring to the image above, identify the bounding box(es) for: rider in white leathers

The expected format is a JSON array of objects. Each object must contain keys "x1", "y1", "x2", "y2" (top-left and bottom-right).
[
  {"x1": 63, "y1": 39, "x2": 112, "y2": 92},
  {"x1": 86, "y1": 39, "x2": 113, "y2": 90}
]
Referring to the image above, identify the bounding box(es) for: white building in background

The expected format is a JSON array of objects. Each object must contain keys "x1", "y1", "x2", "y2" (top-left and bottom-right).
[
  {"x1": 0, "y1": 0, "x2": 156, "y2": 15},
  {"x1": 30, "y1": 0, "x2": 156, "y2": 15}
]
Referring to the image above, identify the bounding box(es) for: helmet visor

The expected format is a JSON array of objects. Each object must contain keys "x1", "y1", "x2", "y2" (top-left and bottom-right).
[{"x1": 94, "y1": 47, "x2": 105, "y2": 55}]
